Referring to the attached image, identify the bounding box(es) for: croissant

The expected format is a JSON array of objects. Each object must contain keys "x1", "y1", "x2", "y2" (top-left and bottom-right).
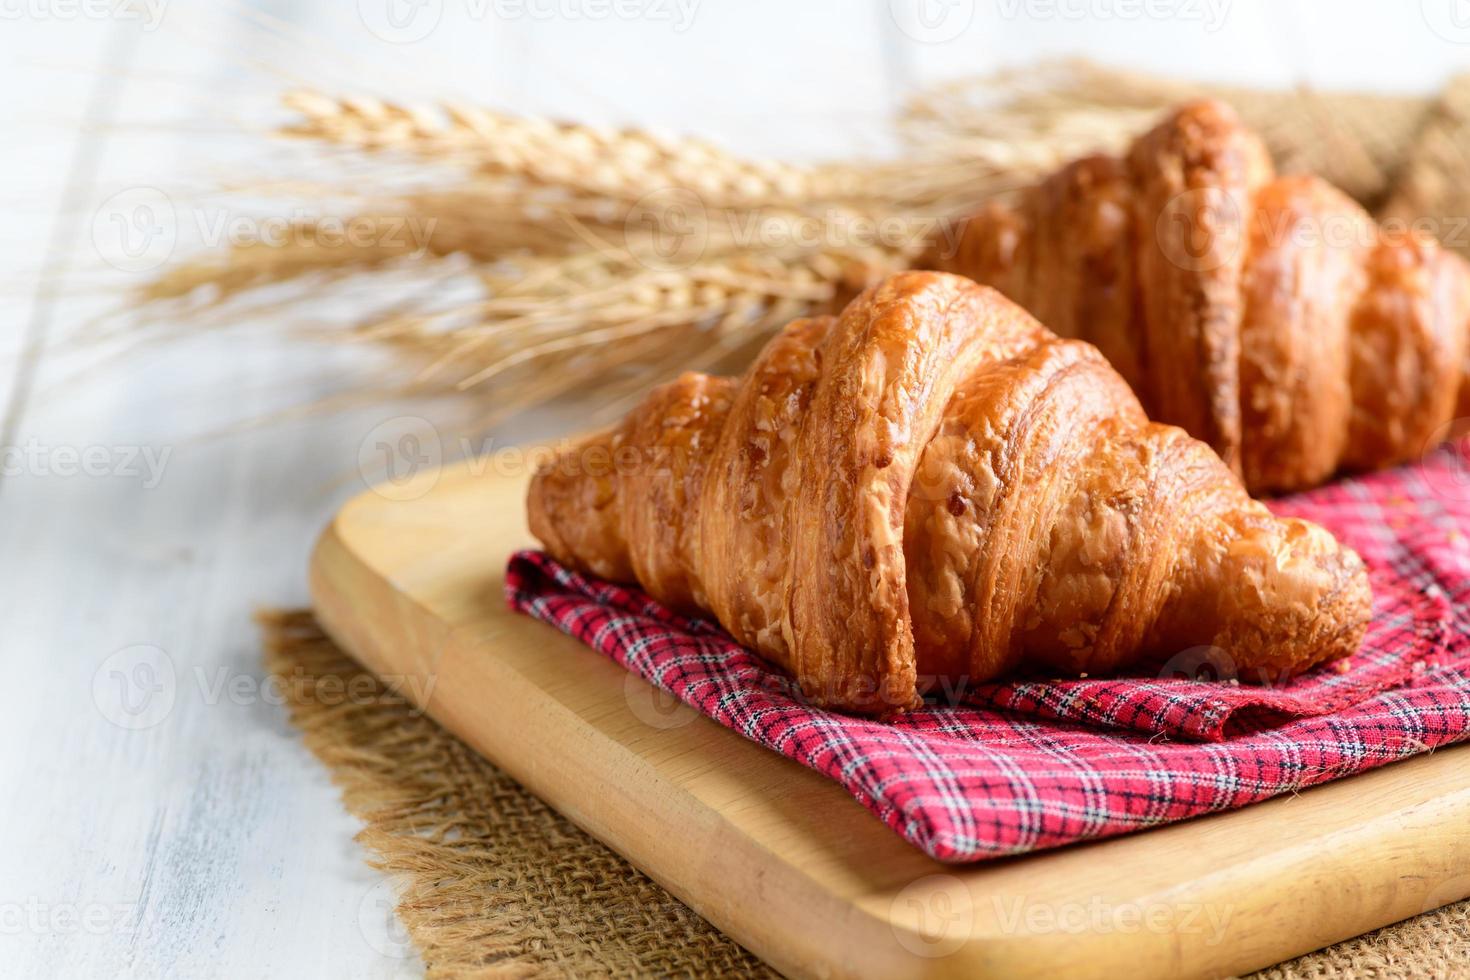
[
  {"x1": 526, "y1": 272, "x2": 1370, "y2": 715},
  {"x1": 928, "y1": 99, "x2": 1470, "y2": 494}
]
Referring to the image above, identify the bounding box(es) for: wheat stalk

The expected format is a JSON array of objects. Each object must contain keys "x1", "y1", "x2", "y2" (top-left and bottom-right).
[
  {"x1": 281, "y1": 90, "x2": 842, "y2": 208},
  {"x1": 130, "y1": 60, "x2": 1403, "y2": 425}
]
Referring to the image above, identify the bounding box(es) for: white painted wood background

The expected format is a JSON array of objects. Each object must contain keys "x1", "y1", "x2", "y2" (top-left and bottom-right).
[{"x1": 0, "y1": 2, "x2": 1466, "y2": 976}]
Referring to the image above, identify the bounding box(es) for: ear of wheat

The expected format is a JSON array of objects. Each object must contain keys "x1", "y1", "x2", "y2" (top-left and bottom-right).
[{"x1": 125, "y1": 60, "x2": 1416, "y2": 428}]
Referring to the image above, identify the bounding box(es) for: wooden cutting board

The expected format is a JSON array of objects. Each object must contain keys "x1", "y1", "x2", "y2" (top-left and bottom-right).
[{"x1": 309, "y1": 457, "x2": 1470, "y2": 980}]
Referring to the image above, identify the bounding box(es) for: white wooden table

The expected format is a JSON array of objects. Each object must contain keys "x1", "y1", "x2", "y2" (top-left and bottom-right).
[{"x1": 1, "y1": 3, "x2": 1464, "y2": 976}]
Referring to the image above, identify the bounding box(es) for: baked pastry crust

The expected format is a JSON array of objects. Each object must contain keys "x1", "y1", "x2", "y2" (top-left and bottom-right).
[
  {"x1": 931, "y1": 100, "x2": 1470, "y2": 493},
  {"x1": 528, "y1": 272, "x2": 1371, "y2": 715}
]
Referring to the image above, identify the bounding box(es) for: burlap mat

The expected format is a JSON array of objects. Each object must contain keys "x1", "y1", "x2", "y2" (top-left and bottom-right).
[{"x1": 262, "y1": 611, "x2": 1468, "y2": 978}]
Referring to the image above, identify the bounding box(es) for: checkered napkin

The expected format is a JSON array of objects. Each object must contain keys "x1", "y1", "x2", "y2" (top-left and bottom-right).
[{"x1": 505, "y1": 444, "x2": 1470, "y2": 862}]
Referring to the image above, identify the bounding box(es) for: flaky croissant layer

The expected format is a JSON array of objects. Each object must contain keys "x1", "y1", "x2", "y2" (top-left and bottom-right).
[
  {"x1": 930, "y1": 99, "x2": 1470, "y2": 494},
  {"x1": 528, "y1": 273, "x2": 1371, "y2": 715}
]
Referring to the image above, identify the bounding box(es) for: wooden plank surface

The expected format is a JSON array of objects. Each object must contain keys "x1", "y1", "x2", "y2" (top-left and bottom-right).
[
  {"x1": 6, "y1": 3, "x2": 1470, "y2": 976},
  {"x1": 310, "y1": 457, "x2": 1470, "y2": 980}
]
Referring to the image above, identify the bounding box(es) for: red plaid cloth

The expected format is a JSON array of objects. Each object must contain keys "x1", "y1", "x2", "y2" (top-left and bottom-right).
[{"x1": 506, "y1": 444, "x2": 1470, "y2": 863}]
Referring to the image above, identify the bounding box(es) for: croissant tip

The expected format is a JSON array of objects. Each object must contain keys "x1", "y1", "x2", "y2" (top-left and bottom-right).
[{"x1": 1165, "y1": 96, "x2": 1243, "y2": 128}]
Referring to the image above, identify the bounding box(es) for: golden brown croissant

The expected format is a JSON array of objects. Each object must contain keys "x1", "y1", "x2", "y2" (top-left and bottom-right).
[
  {"x1": 526, "y1": 272, "x2": 1370, "y2": 715},
  {"x1": 929, "y1": 99, "x2": 1470, "y2": 494}
]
